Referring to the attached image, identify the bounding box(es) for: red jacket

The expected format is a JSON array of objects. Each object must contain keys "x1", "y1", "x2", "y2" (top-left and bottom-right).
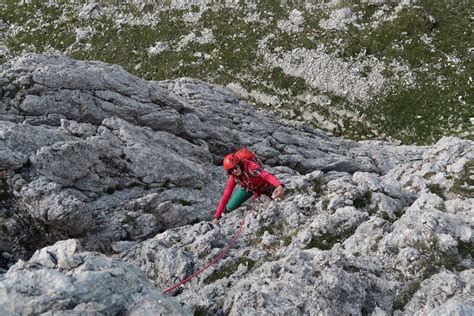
[{"x1": 214, "y1": 160, "x2": 282, "y2": 220}]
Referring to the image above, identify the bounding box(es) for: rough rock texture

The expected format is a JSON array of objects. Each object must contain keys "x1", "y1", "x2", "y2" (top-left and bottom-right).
[
  {"x1": 263, "y1": 46, "x2": 388, "y2": 102},
  {"x1": 402, "y1": 269, "x2": 474, "y2": 316},
  {"x1": 2, "y1": 0, "x2": 471, "y2": 145},
  {"x1": 0, "y1": 54, "x2": 421, "y2": 258},
  {"x1": 0, "y1": 239, "x2": 190, "y2": 315},
  {"x1": 0, "y1": 54, "x2": 472, "y2": 314},
  {"x1": 120, "y1": 134, "x2": 472, "y2": 315}
]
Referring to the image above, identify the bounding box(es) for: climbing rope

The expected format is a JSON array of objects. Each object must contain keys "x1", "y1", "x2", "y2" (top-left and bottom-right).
[{"x1": 162, "y1": 199, "x2": 257, "y2": 295}]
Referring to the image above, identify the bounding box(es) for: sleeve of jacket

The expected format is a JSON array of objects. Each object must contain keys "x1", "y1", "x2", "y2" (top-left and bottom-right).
[
  {"x1": 247, "y1": 161, "x2": 282, "y2": 187},
  {"x1": 214, "y1": 176, "x2": 237, "y2": 220}
]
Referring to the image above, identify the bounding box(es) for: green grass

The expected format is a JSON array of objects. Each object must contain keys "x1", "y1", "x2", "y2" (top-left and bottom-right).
[
  {"x1": 451, "y1": 160, "x2": 474, "y2": 198},
  {"x1": 71, "y1": 16, "x2": 195, "y2": 80},
  {"x1": 427, "y1": 183, "x2": 446, "y2": 200},
  {"x1": 4, "y1": 2, "x2": 76, "y2": 54},
  {"x1": 373, "y1": 1, "x2": 471, "y2": 144},
  {"x1": 393, "y1": 233, "x2": 469, "y2": 310},
  {"x1": 249, "y1": 221, "x2": 292, "y2": 248},
  {"x1": 393, "y1": 280, "x2": 421, "y2": 311},
  {"x1": 364, "y1": 72, "x2": 473, "y2": 144},
  {"x1": 0, "y1": 178, "x2": 8, "y2": 201},
  {"x1": 121, "y1": 214, "x2": 138, "y2": 227},
  {"x1": 311, "y1": 0, "x2": 473, "y2": 144},
  {"x1": 204, "y1": 257, "x2": 255, "y2": 284},
  {"x1": 458, "y1": 240, "x2": 474, "y2": 258},
  {"x1": 311, "y1": 180, "x2": 324, "y2": 196},
  {"x1": 353, "y1": 191, "x2": 372, "y2": 209},
  {"x1": 179, "y1": 199, "x2": 193, "y2": 206},
  {"x1": 340, "y1": 7, "x2": 436, "y2": 66},
  {"x1": 270, "y1": 67, "x2": 308, "y2": 96},
  {"x1": 305, "y1": 227, "x2": 356, "y2": 251},
  {"x1": 1, "y1": 1, "x2": 471, "y2": 145}
]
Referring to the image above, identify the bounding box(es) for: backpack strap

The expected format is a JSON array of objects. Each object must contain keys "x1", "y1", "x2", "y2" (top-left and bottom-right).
[
  {"x1": 247, "y1": 165, "x2": 256, "y2": 177},
  {"x1": 245, "y1": 160, "x2": 264, "y2": 177}
]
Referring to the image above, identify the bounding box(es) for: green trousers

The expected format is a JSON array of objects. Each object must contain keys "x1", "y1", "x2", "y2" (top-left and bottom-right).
[
  {"x1": 226, "y1": 188, "x2": 254, "y2": 211},
  {"x1": 226, "y1": 185, "x2": 275, "y2": 211}
]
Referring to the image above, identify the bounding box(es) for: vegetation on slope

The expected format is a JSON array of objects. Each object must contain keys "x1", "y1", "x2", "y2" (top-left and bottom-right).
[{"x1": 0, "y1": 0, "x2": 471, "y2": 144}]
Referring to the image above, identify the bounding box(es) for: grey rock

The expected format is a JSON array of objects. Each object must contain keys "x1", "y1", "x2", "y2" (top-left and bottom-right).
[
  {"x1": 0, "y1": 239, "x2": 190, "y2": 315},
  {"x1": 0, "y1": 54, "x2": 472, "y2": 314},
  {"x1": 0, "y1": 54, "x2": 425, "y2": 257},
  {"x1": 403, "y1": 269, "x2": 474, "y2": 315}
]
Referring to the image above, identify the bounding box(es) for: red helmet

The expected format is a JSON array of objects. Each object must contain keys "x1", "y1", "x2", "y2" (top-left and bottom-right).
[{"x1": 223, "y1": 154, "x2": 238, "y2": 172}]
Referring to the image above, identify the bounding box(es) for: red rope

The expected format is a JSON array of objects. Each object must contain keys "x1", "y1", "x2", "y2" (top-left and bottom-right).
[{"x1": 162, "y1": 203, "x2": 254, "y2": 295}]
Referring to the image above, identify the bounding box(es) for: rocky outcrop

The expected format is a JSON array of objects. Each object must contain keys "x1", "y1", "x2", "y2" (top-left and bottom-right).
[
  {"x1": 403, "y1": 269, "x2": 474, "y2": 315},
  {"x1": 0, "y1": 54, "x2": 423, "y2": 258},
  {"x1": 0, "y1": 54, "x2": 472, "y2": 314},
  {"x1": 120, "y1": 135, "x2": 472, "y2": 315},
  {"x1": 0, "y1": 239, "x2": 190, "y2": 315}
]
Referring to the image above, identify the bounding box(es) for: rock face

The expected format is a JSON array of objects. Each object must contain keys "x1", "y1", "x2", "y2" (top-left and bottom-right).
[
  {"x1": 0, "y1": 54, "x2": 472, "y2": 314},
  {"x1": 121, "y1": 136, "x2": 472, "y2": 315},
  {"x1": 0, "y1": 239, "x2": 190, "y2": 315},
  {"x1": 0, "y1": 54, "x2": 419, "y2": 258}
]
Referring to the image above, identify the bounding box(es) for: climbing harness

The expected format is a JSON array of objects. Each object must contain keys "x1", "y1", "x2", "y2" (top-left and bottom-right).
[
  {"x1": 162, "y1": 199, "x2": 257, "y2": 295},
  {"x1": 235, "y1": 162, "x2": 270, "y2": 196}
]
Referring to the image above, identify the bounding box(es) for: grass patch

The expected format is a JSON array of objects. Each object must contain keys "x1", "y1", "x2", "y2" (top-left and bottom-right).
[
  {"x1": 71, "y1": 16, "x2": 194, "y2": 80},
  {"x1": 458, "y1": 240, "x2": 474, "y2": 258},
  {"x1": 394, "y1": 234, "x2": 469, "y2": 310},
  {"x1": 411, "y1": 236, "x2": 464, "y2": 280},
  {"x1": 204, "y1": 257, "x2": 255, "y2": 284},
  {"x1": 0, "y1": 178, "x2": 8, "y2": 202},
  {"x1": 394, "y1": 208, "x2": 407, "y2": 219},
  {"x1": 393, "y1": 280, "x2": 421, "y2": 311},
  {"x1": 193, "y1": 306, "x2": 209, "y2": 316},
  {"x1": 178, "y1": 199, "x2": 193, "y2": 206},
  {"x1": 350, "y1": 0, "x2": 471, "y2": 145},
  {"x1": 341, "y1": 7, "x2": 436, "y2": 66},
  {"x1": 198, "y1": 249, "x2": 212, "y2": 259},
  {"x1": 253, "y1": 254, "x2": 285, "y2": 269},
  {"x1": 313, "y1": 1, "x2": 472, "y2": 144},
  {"x1": 270, "y1": 67, "x2": 308, "y2": 96},
  {"x1": 450, "y1": 159, "x2": 474, "y2": 198},
  {"x1": 427, "y1": 183, "x2": 446, "y2": 200},
  {"x1": 199, "y1": 8, "x2": 265, "y2": 83},
  {"x1": 305, "y1": 227, "x2": 356, "y2": 251},
  {"x1": 379, "y1": 210, "x2": 391, "y2": 221},
  {"x1": 3, "y1": 1, "x2": 76, "y2": 54},
  {"x1": 311, "y1": 180, "x2": 324, "y2": 196},
  {"x1": 249, "y1": 221, "x2": 292, "y2": 247},
  {"x1": 364, "y1": 72, "x2": 472, "y2": 145},
  {"x1": 423, "y1": 171, "x2": 437, "y2": 180},
  {"x1": 353, "y1": 191, "x2": 372, "y2": 209},
  {"x1": 409, "y1": 240, "x2": 427, "y2": 251},
  {"x1": 121, "y1": 214, "x2": 138, "y2": 227}
]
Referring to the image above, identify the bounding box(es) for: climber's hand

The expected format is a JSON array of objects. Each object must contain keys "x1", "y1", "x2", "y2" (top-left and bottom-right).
[
  {"x1": 272, "y1": 185, "x2": 285, "y2": 200},
  {"x1": 213, "y1": 218, "x2": 220, "y2": 226}
]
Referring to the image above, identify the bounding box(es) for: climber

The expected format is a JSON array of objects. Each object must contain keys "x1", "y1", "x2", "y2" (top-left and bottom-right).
[{"x1": 213, "y1": 148, "x2": 285, "y2": 225}]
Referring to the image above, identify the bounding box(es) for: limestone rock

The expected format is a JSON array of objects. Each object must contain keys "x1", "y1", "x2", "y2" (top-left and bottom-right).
[
  {"x1": 0, "y1": 54, "x2": 472, "y2": 314},
  {"x1": 0, "y1": 239, "x2": 191, "y2": 315}
]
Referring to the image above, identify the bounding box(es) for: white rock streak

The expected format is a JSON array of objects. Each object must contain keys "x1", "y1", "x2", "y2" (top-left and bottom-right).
[{"x1": 263, "y1": 47, "x2": 388, "y2": 102}]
